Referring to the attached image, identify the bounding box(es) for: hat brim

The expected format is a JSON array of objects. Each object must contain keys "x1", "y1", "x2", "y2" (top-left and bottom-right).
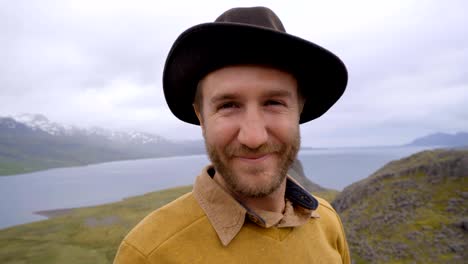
[{"x1": 163, "y1": 23, "x2": 348, "y2": 125}]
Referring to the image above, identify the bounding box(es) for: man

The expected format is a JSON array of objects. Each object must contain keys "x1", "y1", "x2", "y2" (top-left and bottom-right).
[{"x1": 114, "y1": 6, "x2": 350, "y2": 263}]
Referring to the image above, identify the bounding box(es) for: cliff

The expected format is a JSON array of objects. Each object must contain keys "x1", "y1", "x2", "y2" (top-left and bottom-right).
[{"x1": 333, "y1": 149, "x2": 468, "y2": 263}]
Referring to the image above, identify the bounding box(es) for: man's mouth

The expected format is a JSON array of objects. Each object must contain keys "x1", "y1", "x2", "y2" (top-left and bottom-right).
[{"x1": 234, "y1": 153, "x2": 272, "y2": 163}]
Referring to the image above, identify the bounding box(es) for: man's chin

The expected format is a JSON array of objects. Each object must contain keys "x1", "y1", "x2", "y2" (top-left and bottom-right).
[
  {"x1": 232, "y1": 166, "x2": 272, "y2": 181},
  {"x1": 229, "y1": 170, "x2": 284, "y2": 196}
]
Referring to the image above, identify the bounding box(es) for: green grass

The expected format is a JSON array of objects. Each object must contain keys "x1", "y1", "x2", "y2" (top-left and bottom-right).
[
  {"x1": 0, "y1": 157, "x2": 80, "y2": 176},
  {"x1": 0, "y1": 186, "x2": 193, "y2": 264}
]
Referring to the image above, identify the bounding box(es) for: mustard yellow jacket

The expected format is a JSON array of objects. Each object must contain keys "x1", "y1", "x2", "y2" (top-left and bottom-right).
[{"x1": 114, "y1": 192, "x2": 350, "y2": 263}]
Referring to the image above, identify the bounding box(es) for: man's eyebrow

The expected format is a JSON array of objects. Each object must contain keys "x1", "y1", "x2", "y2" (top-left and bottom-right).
[
  {"x1": 209, "y1": 89, "x2": 293, "y2": 104},
  {"x1": 263, "y1": 89, "x2": 293, "y2": 98},
  {"x1": 210, "y1": 93, "x2": 239, "y2": 104}
]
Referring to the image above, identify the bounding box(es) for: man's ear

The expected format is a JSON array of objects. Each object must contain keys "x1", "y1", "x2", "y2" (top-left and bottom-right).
[
  {"x1": 298, "y1": 97, "x2": 306, "y2": 115},
  {"x1": 193, "y1": 104, "x2": 204, "y2": 128}
]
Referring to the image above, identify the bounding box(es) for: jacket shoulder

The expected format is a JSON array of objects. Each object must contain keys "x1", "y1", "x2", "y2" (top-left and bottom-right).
[
  {"x1": 312, "y1": 195, "x2": 345, "y2": 232},
  {"x1": 314, "y1": 195, "x2": 338, "y2": 215},
  {"x1": 312, "y1": 195, "x2": 350, "y2": 263},
  {"x1": 122, "y1": 192, "x2": 205, "y2": 256}
]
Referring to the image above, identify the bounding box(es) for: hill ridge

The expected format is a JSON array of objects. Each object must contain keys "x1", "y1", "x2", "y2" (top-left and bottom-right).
[{"x1": 333, "y1": 149, "x2": 468, "y2": 263}]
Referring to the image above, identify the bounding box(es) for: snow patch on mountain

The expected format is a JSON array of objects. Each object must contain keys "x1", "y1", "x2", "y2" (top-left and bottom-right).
[
  {"x1": 7, "y1": 113, "x2": 166, "y2": 145},
  {"x1": 12, "y1": 113, "x2": 77, "y2": 136},
  {"x1": 0, "y1": 117, "x2": 19, "y2": 129}
]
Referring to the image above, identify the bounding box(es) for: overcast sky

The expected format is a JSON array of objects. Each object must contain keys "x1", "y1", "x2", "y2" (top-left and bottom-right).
[{"x1": 1, "y1": 0, "x2": 467, "y2": 147}]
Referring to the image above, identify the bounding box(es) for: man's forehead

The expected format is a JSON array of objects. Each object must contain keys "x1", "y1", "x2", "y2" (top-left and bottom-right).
[
  {"x1": 209, "y1": 88, "x2": 294, "y2": 103},
  {"x1": 200, "y1": 65, "x2": 298, "y2": 95},
  {"x1": 202, "y1": 65, "x2": 296, "y2": 82}
]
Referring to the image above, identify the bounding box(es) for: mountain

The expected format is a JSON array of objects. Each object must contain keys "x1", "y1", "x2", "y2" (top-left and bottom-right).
[
  {"x1": 407, "y1": 132, "x2": 468, "y2": 147},
  {"x1": 332, "y1": 149, "x2": 468, "y2": 263},
  {"x1": 10, "y1": 113, "x2": 167, "y2": 143},
  {"x1": 0, "y1": 114, "x2": 205, "y2": 176}
]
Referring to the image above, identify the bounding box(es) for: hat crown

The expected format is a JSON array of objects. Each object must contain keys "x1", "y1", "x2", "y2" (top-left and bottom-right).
[{"x1": 215, "y1": 6, "x2": 286, "y2": 32}]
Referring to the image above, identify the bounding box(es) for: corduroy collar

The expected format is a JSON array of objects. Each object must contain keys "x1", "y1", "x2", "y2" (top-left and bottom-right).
[{"x1": 192, "y1": 165, "x2": 320, "y2": 246}]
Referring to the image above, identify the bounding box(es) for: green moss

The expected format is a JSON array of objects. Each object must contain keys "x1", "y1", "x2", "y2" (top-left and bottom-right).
[
  {"x1": 439, "y1": 253, "x2": 457, "y2": 262},
  {"x1": 341, "y1": 167, "x2": 467, "y2": 263}
]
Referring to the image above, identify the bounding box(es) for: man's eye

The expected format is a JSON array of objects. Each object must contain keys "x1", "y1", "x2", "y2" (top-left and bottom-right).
[
  {"x1": 218, "y1": 102, "x2": 237, "y2": 110},
  {"x1": 265, "y1": 100, "x2": 284, "y2": 106}
]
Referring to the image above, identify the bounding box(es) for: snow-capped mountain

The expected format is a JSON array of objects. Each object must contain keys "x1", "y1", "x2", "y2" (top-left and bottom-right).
[
  {"x1": 13, "y1": 113, "x2": 78, "y2": 136},
  {"x1": 0, "y1": 113, "x2": 204, "y2": 176},
  {"x1": 9, "y1": 113, "x2": 166, "y2": 145}
]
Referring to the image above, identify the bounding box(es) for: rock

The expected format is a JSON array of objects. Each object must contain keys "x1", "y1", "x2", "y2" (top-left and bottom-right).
[
  {"x1": 458, "y1": 220, "x2": 468, "y2": 231},
  {"x1": 449, "y1": 243, "x2": 464, "y2": 253},
  {"x1": 406, "y1": 231, "x2": 423, "y2": 240}
]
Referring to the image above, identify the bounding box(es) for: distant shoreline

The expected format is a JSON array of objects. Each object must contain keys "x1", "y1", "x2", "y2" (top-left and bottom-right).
[
  {"x1": 5, "y1": 145, "x2": 456, "y2": 177},
  {"x1": 34, "y1": 208, "x2": 76, "y2": 218},
  {"x1": 1, "y1": 153, "x2": 209, "y2": 177}
]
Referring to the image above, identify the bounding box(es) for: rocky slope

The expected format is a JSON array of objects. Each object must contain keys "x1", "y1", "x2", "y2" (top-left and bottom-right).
[{"x1": 333, "y1": 149, "x2": 468, "y2": 263}]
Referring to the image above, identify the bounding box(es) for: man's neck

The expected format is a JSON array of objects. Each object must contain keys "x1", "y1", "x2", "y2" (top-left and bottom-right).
[
  {"x1": 213, "y1": 173, "x2": 287, "y2": 213},
  {"x1": 239, "y1": 182, "x2": 287, "y2": 213}
]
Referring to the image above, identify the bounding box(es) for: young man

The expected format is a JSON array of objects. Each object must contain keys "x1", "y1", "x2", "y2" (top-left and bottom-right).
[{"x1": 114, "y1": 6, "x2": 350, "y2": 263}]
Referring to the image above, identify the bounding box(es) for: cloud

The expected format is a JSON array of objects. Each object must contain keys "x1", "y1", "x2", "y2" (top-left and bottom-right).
[
  {"x1": 1, "y1": 0, "x2": 467, "y2": 147},
  {"x1": 301, "y1": 44, "x2": 468, "y2": 147}
]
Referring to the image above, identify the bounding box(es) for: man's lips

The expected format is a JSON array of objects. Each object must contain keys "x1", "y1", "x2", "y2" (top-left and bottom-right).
[{"x1": 234, "y1": 153, "x2": 272, "y2": 163}]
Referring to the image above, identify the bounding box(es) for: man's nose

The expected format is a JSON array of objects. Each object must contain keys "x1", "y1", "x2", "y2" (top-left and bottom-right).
[{"x1": 237, "y1": 108, "x2": 268, "y2": 149}]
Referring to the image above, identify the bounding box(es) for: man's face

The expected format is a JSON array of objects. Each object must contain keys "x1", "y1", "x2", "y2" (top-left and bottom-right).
[{"x1": 195, "y1": 65, "x2": 302, "y2": 198}]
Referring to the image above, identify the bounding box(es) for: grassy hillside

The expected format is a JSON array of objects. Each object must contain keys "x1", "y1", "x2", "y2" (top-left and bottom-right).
[
  {"x1": 333, "y1": 149, "x2": 468, "y2": 263},
  {"x1": 0, "y1": 156, "x2": 78, "y2": 176},
  {"x1": 0, "y1": 186, "x2": 192, "y2": 264}
]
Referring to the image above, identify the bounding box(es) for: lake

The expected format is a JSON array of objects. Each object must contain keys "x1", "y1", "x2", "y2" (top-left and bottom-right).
[{"x1": 0, "y1": 146, "x2": 432, "y2": 229}]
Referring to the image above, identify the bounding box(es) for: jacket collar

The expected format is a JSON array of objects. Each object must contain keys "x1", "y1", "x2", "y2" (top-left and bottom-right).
[{"x1": 193, "y1": 166, "x2": 320, "y2": 246}]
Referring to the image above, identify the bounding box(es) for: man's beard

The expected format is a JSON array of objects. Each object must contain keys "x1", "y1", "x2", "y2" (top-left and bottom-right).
[{"x1": 204, "y1": 131, "x2": 300, "y2": 198}]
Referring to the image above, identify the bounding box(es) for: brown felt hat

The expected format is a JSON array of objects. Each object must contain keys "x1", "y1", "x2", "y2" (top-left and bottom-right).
[{"x1": 163, "y1": 6, "x2": 347, "y2": 125}]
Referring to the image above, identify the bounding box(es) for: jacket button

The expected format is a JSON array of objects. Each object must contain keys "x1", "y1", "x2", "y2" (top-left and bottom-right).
[{"x1": 248, "y1": 215, "x2": 259, "y2": 224}]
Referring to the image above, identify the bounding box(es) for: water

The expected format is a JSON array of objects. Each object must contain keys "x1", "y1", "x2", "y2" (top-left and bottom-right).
[
  {"x1": 298, "y1": 146, "x2": 430, "y2": 190},
  {"x1": 0, "y1": 155, "x2": 210, "y2": 229},
  {"x1": 0, "y1": 146, "x2": 431, "y2": 229}
]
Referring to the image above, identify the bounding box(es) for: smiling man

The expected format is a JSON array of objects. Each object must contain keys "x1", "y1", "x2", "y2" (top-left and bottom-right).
[
  {"x1": 197, "y1": 66, "x2": 301, "y2": 205},
  {"x1": 115, "y1": 6, "x2": 350, "y2": 264}
]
